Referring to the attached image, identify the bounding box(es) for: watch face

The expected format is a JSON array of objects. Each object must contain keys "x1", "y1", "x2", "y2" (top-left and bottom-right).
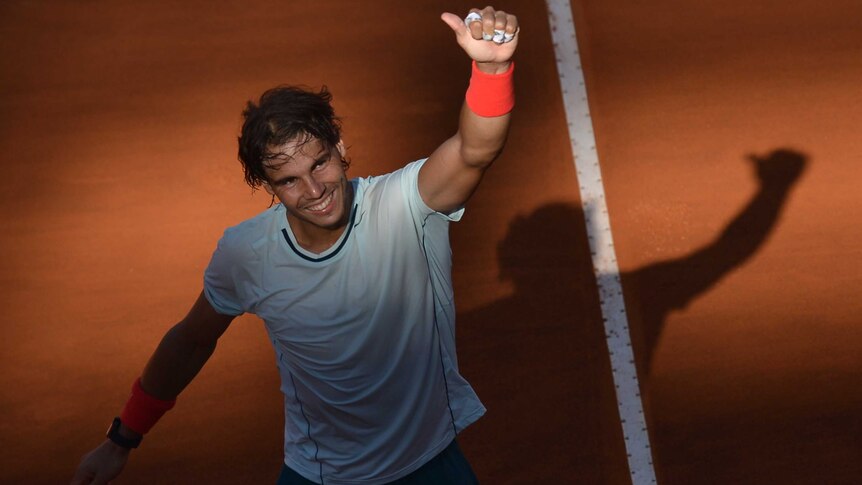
[{"x1": 107, "y1": 417, "x2": 120, "y2": 435}]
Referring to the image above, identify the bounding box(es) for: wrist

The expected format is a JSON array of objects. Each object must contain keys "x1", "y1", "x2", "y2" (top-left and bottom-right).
[
  {"x1": 465, "y1": 61, "x2": 515, "y2": 117},
  {"x1": 475, "y1": 60, "x2": 512, "y2": 75},
  {"x1": 106, "y1": 417, "x2": 143, "y2": 449},
  {"x1": 120, "y1": 377, "x2": 176, "y2": 435},
  {"x1": 117, "y1": 421, "x2": 143, "y2": 441}
]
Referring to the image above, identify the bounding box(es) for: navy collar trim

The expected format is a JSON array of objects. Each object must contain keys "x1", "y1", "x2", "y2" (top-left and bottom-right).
[{"x1": 280, "y1": 204, "x2": 358, "y2": 262}]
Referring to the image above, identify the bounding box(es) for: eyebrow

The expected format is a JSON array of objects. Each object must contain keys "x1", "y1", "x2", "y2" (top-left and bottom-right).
[{"x1": 311, "y1": 147, "x2": 330, "y2": 161}]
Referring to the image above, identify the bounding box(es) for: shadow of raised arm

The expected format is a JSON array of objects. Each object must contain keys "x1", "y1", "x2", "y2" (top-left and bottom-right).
[{"x1": 624, "y1": 149, "x2": 808, "y2": 372}]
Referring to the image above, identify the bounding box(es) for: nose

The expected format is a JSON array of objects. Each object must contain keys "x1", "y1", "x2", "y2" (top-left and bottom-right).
[{"x1": 304, "y1": 176, "x2": 324, "y2": 199}]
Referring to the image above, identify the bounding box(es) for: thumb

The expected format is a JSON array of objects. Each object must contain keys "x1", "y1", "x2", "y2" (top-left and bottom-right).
[{"x1": 440, "y1": 12, "x2": 467, "y2": 36}]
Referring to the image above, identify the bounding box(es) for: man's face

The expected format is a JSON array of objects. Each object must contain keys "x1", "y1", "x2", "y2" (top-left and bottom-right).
[{"x1": 263, "y1": 136, "x2": 351, "y2": 245}]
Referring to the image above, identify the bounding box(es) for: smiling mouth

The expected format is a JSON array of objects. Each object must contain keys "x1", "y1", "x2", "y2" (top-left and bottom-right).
[{"x1": 306, "y1": 190, "x2": 335, "y2": 212}]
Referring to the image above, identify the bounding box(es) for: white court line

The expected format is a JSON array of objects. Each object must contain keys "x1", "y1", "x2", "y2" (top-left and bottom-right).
[{"x1": 545, "y1": 1, "x2": 658, "y2": 483}]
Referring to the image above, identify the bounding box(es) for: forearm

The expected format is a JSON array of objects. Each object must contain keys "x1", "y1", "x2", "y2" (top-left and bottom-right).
[
  {"x1": 113, "y1": 292, "x2": 232, "y2": 440},
  {"x1": 139, "y1": 322, "x2": 218, "y2": 400},
  {"x1": 455, "y1": 101, "x2": 511, "y2": 169}
]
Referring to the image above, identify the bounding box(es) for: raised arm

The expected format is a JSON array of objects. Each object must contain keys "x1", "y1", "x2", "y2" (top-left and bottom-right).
[
  {"x1": 71, "y1": 292, "x2": 235, "y2": 485},
  {"x1": 419, "y1": 7, "x2": 519, "y2": 213}
]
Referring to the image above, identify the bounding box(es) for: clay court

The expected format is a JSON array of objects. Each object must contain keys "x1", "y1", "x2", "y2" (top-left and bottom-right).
[{"x1": 1, "y1": 1, "x2": 860, "y2": 483}]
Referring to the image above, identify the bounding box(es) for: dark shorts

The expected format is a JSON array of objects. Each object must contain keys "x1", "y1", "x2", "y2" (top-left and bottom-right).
[{"x1": 277, "y1": 440, "x2": 479, "y2": 485}]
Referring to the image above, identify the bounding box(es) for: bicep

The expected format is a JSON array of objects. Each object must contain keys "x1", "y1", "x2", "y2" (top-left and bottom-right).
[
  {"x1": 419, "y1": 132, "x2": 487, "y2": 214},
  {"x1": 177, "y1": 291, "x2": 236, "y2": 346},
  {"x1": 419, "y1": 102, "x2": 509, "y2": 213}
]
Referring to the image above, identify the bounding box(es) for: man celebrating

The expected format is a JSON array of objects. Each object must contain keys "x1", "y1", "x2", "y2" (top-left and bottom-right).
[{"x1": 72, "y1": 7, "x2": 518, "y2": 484}]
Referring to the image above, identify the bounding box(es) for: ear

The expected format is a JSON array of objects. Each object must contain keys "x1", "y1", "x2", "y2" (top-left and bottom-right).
[{"x1": 336, "y1": 139, "x2": 346, "y2": 159}]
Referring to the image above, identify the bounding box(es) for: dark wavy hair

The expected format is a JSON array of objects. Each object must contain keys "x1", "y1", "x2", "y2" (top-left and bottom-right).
[{"x1": 238, "y1": 85, "x2": 347, "y2": 189}]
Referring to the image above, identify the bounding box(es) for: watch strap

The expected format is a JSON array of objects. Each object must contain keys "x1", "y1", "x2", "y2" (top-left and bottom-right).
[{"x1": 106, "y1": 417, "x2": 142, "y2": 449}]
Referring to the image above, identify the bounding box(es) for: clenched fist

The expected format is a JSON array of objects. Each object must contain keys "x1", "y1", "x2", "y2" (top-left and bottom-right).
[{"x1": 441, "y1": 6, "x2": 519, "y2": 73}]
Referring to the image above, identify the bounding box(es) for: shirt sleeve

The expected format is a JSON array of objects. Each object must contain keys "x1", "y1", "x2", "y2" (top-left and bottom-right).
[
  {"x1": 399, "y1": 159, "x2": 465, "y2": 223},
  {"x1": 203, "y1": 232, "x2": 245, "y2": 316}
]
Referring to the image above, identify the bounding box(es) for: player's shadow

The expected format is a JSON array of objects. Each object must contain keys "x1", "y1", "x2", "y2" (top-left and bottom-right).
[{"x1": 456, "y1": 148, "x2": 808, "y2": 483}]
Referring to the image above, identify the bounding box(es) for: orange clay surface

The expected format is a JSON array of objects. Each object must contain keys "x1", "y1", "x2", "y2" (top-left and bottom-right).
[{"x1": 1, "y1": 1, "x2": 860, "y2": 483}]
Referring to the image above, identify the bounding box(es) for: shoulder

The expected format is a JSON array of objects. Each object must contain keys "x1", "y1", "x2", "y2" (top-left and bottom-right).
[
  {"x1": 355, "y1": 159, "x2": 462, "y2": 227},
  {"x1": 349, "y1": 160, "x2": 425, "y2": 213},
  {"x1": 216, "y1": 205, "x2": 282, "y2": 258},
  {"x1": 359, "y1": 159, "x2": 427, "y2": 198}
]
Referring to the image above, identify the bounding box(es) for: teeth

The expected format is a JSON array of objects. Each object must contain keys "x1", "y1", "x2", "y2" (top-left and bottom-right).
[{"x1": 308, "y1": 192, "x2": 333, "y2": 212}]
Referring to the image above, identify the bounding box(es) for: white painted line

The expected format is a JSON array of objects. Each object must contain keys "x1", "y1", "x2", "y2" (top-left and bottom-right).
[{"x1": 545, "y1": 1, "x2": 658, "y2": 483}]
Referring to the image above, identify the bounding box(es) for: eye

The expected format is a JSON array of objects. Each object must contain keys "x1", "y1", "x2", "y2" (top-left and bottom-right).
[
  {"x1": 313, "y1": 154, "x2": 331, "y2": 171},
  {"x1": 279, "y1": 177, "x2": 297, "y2": 187}
]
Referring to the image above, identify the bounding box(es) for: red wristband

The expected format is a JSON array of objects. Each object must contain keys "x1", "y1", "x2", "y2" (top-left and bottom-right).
[
  {"x1": 119, "y1": 378, "x2": 176, "y2": 435},
  {"x1": 465, "y1": 60, "x2": 515, "y2": 117}
]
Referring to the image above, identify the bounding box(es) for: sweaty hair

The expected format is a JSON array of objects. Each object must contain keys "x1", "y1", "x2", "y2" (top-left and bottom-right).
[{"x1": 238, "y1": 85, "x2": 345, "y2": 189}]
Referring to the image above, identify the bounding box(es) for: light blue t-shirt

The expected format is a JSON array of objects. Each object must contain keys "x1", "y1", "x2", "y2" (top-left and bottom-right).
[{"x1": 204, "y1": 160, "x2": 485, "y2": 484}]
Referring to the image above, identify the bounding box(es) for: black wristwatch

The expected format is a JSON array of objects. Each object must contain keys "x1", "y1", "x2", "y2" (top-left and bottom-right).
[{"x1": 106, "y1": 417, "x2": 142, "y2": 449}]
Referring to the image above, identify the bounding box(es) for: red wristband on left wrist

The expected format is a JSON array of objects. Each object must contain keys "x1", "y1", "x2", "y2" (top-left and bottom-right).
[{"x1": 119, "y1": 377, "x2": 176, "y2": 435}]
